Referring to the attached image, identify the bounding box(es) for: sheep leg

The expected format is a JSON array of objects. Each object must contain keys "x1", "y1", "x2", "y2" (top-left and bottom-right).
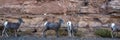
[
  {"x1": 111, "y1": 31, "x2": 114, "y2": 38},
  {"x1": 5, "y1": 32, "x2": 8, "y2": 37},
  {"x1": 2, "y1": 28, "x2": 8, "y2": 37},
  {"x1": 68, "y1": 30, "x2": 70, "y2": 37},
  {"x1": 55, "y1": 30, "x2": 59, "y2": 37},
  {"x1": 2, "y1": 28, "x2": 5, "y2": 37},
  {"x1": 42, "y1": 29, "x2": 47, "y2": 37},
  {"x1": 72, "y1": 30, "x2": 74, "y2": 37},
  {"x1": 14, "y1": 30, "x2": 17, "y2": 37},
  {"x1": 68, "y1": 30, "x2": 72, "y2": 37},
  {"x1": 68, "y1": 27, "x2": 72, "y2": 37},
  {"x1": 115, "y1": 32, "x2": 118, "y2": 37},
  {"x1": 5, "y1": 29, "x2": 8, "y2": 37}
]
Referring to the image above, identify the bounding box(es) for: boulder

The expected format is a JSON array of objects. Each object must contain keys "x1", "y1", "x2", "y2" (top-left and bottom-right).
[
  {"x1": 88, "y1": 21, "x2": 102, "y2": 28},
  {"x1": 78, "y1": 21, "x2": 88, "y2": 27},
  {"x1": 109, "y1": 0, "x2": 120, "y2": 10},
  {"x1": 99, "y1": 17, "x2": 110, "y2": 23}
]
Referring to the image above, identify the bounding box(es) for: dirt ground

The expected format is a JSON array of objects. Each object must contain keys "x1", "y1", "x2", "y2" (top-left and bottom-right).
[{"x1": 0, "y1": 36, "x2": 120, "y2": 40}]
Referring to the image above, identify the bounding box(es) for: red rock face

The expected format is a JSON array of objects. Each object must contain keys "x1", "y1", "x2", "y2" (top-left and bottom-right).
[
  {"x1": 0, "y1": 0, "x2": 105, "y2": 14},
  {"x1": 0, "y1": 0, "x2": 120, "y2": 38},
  {"x1": 0, "y1": 0, "x2": 119, "y2": 14},
  {"x1": 0, "y1": 0, "x2": 120, "y2": 35}
]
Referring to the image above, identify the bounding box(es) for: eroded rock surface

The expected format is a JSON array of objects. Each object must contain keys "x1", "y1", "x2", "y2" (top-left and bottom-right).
[{"x1": 0, "y1": 0, "x2": 120, "y2": 37}]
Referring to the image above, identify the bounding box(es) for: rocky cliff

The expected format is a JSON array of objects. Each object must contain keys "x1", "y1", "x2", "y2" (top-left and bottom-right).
[{"x1": 0, "y1": 0, "x2": 120, "y2": 37}]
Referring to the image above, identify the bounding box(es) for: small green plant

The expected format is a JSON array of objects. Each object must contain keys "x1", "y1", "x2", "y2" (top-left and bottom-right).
[
  {"x1": 59, "y1": 28, "x2": 81, "y2": 37},
  {"x1": 95, "y1": 29, "x2": 111, "y2": 37},
  {"x1": 59, "y1": 28, "x2": 68, "y2": 36},
  {"x1": 74, "y1": 31, "x2": 82, "y2": 37}
]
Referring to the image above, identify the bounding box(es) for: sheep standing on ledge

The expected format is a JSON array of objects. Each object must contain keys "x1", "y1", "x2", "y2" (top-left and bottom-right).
[
  {"x1": 110, "y1": 23, "x2": 120, "y2": 38},
  {"x1": 42, "y1": 18, "x2": 64, "y2": 37},
  {"x1": 2, "y1": 18, "x2": 24, "y2": 37},
  {"x1": 67, "y1": 21, "x2": 73, "y2": 37}
]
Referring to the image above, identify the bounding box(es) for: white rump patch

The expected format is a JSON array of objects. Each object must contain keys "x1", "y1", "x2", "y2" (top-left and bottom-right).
[
  {"x1": 4, "y1": 21, "x2": 8, "y2": 27},
  {"x1": 67, "y1": 21, "x2": 72, "y2": 30},
  {"x1": 44, "y1": 21, "x2": 48, "y2": 26},
  {"x1": 111, "y1": 23, "x2": 115, "y2": 28},
  {"x1": 67, "y1": 21, "x2": 72, "y2": 26}
]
